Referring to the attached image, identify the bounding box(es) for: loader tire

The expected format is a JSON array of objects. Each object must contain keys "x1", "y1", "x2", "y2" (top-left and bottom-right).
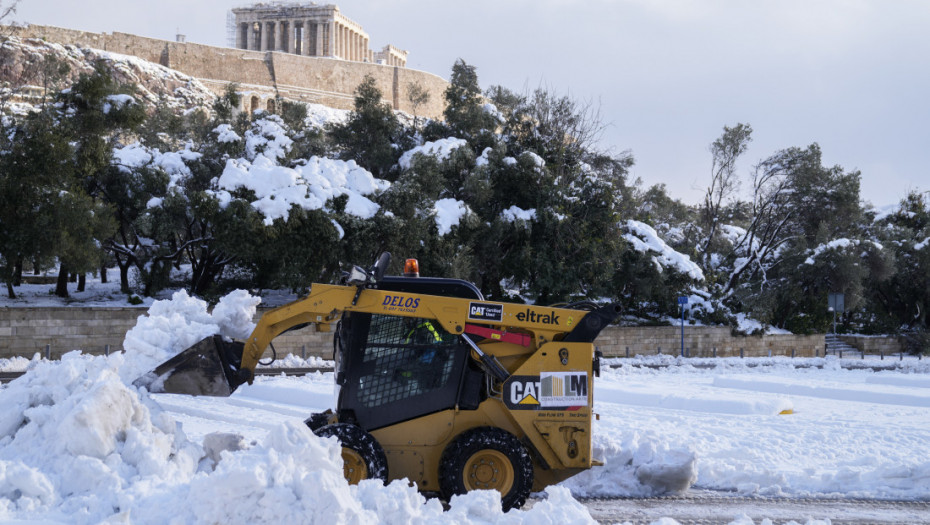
[
  {"x1": 314, "y1": 423, "x2": 388, "y2": 485},
  {"x1": 439, "y1": 427, "x2": 534, "y2": 511},
  {"x1": 305, "y1": 411, "x2": 332, "y2": 432}
]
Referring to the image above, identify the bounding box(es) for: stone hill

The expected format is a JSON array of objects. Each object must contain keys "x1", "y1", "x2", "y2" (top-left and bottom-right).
[{"x1": 3, "y1": 24, "x2": 448, "y2": 118}]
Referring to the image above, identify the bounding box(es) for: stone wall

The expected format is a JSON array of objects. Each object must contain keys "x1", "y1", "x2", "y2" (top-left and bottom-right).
[
  {"x1": 0, "y1": 307, "x2": 146, "y2": 359},
  {"x1": 597, "y1": 326, "x2": 825, "y2": 358},
  {"x1": 1, "y1": 308, "x2": 834, "y2": 361},
  {"x1": 9, "y1": 24, "x2": 448, "y2": 118},
  {"x1": 838, "y1": 335, "x2": 906, "y2": 355}
]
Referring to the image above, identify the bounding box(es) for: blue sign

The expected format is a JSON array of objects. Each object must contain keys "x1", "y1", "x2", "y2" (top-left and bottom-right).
[{"x1": 678, "y1": 296, "x2": 688, "y2": 305}]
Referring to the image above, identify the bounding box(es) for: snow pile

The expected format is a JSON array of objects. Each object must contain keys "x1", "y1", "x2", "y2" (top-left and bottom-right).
[
  {"x1": 433, "y1": 198, "x2": 471, "y2": 235},
  {"x1": 0, "y1": 352, "x2": 202, "y2": 522},
  {"x1": 399, "y1": 137, "x2": 468, "y2": 170},
  {"x1": 0, "y1": 352, "x2": 597, "y2": 524},
  {"x1": 213, "y1": 155, "x2": 388, "y2": 225},
  {"x1": 258, "y1": 353, "x2": 333, "y2": 369},
  {"x1": 562, "y1": 431, "x2": 697, "y2": 498},
  {"x1": 0, "y1": 355, "x2": 34, "y2": 373},
  {"x1": 118, "y1": 289, "x2": 261, "y2": 383},
  {"x1": 189, "y1": 421, "x2": 595, "y2": 524},
  {"x1": 623, "y1": 220, "x2": 705, "y2": 280}
]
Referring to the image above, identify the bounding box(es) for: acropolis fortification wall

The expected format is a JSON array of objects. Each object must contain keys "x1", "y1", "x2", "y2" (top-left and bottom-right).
[{"x1": 9, "y1": 24, "x2": 448, "y2": 118}]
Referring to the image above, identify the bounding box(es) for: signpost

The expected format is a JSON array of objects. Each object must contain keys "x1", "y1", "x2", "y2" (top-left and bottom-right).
[
  {"x1": 828, "y1": 293, "x2": 845, "y2": 336},
  {"x1": 678, "y1": 296, "x2": 688, "y2": 357}
]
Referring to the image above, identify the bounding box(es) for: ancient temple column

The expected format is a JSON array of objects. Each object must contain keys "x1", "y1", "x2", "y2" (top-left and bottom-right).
[
  {"x1": 306, "y1": 22, "x2": 314, "y2": 56},
  {"x1": 327, "y1": 22, "x2": 334, "y2": 57},
  {"x1": 302, "y1": 20, "x2": 311, "y2": 56},
  {"x1": 269, "y1": 22, "x2": 278, "y2": 52},
  {"x1": 344, "y1": 27, "x2": 349, "y2": 60},
  {"x1": 315, "y1": 22, "x2": 324, "y2": 56},
  {"x1": 348, "y1": 30, "x2": 353, "y2": 60}
]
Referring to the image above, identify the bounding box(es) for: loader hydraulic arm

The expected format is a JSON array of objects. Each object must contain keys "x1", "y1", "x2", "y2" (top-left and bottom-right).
[{"x1": 238, "y1": 283, "x2": 619, "y2": 379}]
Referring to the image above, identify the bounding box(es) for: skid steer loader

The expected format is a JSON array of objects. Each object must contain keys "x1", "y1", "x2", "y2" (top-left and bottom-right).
[{"x1": 135, "y1": 253, "x2": 620, "y2": 510}]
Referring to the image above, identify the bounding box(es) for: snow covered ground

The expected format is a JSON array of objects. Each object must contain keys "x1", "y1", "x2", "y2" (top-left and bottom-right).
[{"x1": 1, "y1": 291, "x2": 929, "y2": 524}]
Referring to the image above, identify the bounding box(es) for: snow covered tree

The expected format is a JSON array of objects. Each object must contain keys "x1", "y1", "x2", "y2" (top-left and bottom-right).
[
  {"x1": 699, "y1": 123, "x2": 751, "y2": 258},
  {"x1": 0, "y1": 110, "x2": 72, "y2": 298},
  {"x1": 865, "y1": 191, "x2": 930, "y2": 348},
  {"x1": 55, "y1": 62, "x2": 144, "y2": 296},
  {"x1": 436, "y1": 60, "x2": 497, "y2": 151},
  {"x1": 330, "y1": 75, "x2": 404, "y2": 179},
  {"x1": 721, "y1": 144, "x2": 867, "y2": 332}
]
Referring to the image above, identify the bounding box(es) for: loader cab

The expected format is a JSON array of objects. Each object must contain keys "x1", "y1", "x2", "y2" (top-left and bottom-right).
[{"x1": 334, "y1": 276, "x2": 488, "y2": 431}]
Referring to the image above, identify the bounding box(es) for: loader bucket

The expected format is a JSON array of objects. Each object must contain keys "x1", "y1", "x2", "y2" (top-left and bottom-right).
[{"x1": 132, "y1": 335, "x2": 249, "y2": 397}]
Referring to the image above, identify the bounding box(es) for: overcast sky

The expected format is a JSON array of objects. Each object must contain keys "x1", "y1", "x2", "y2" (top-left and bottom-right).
[{"x1": 10, "y1": 0, "x2": 930, "y2": 208}]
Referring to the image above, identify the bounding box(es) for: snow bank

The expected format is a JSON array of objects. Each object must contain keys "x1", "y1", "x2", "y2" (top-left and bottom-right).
[
  {"x1": 0, "y1": 355, "x2": 34, "y2": 373},
  {"x1": 0, "y1": 353, "x2": 597, "y2": 524},
  {"x1": 623, "y1": 220, "x2": 704, "y2": 281},
  {"x1": 562, "y1": 431, "x2": 697, "y2": 498},
  {"x1": 598, "y1": 381, "x2": 794, "y2": 416},
  {"x1": 714, "y1": 375, "x2": 930, "y2": 408},
  {"x1": 0, "y1": 352, "x2": 201, "y2": 522}
]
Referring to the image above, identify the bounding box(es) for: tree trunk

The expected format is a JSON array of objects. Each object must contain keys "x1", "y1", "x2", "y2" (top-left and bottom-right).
[
  {"x1": 55, "y1": 266, "x2": 70, "y2": 298},
  {"x1": 69, "y1": 272, "x2": 77, "y2": 283},
  {"x1": 6, "y1": 279, "x2": 15, "y2": 299},
  {"x1": 100, "y1": 264, "x2": 107, "y2": 284},
  {"x1": 77, "y1": 273, "x2": 86, "y2": 292},
  {"x1": 13, "y1": 259, "x2": 23, "y2": 286},
  {"x1": 120, "y1": 264, "x2": 131, "y2": 294}
]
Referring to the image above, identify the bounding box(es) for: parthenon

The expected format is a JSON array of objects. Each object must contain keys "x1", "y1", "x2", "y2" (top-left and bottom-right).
[{"x1": 232, "y1": 2, "x2": 408, "y2": 67}]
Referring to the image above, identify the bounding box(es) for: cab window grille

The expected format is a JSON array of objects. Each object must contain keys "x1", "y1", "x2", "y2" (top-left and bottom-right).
[{"x1": 357, "y1": 315, "x2": 458, "y2": 408}]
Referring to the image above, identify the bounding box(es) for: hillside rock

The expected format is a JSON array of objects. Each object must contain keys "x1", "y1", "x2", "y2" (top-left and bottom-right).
[{"x1": 1, "y1": 35, "x2": 216, "y2": 112}]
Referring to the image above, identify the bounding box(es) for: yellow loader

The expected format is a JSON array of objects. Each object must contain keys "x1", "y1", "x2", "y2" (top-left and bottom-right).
[{"x1": 135, "y1": 253, "x2": 619, "y2": 510}]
